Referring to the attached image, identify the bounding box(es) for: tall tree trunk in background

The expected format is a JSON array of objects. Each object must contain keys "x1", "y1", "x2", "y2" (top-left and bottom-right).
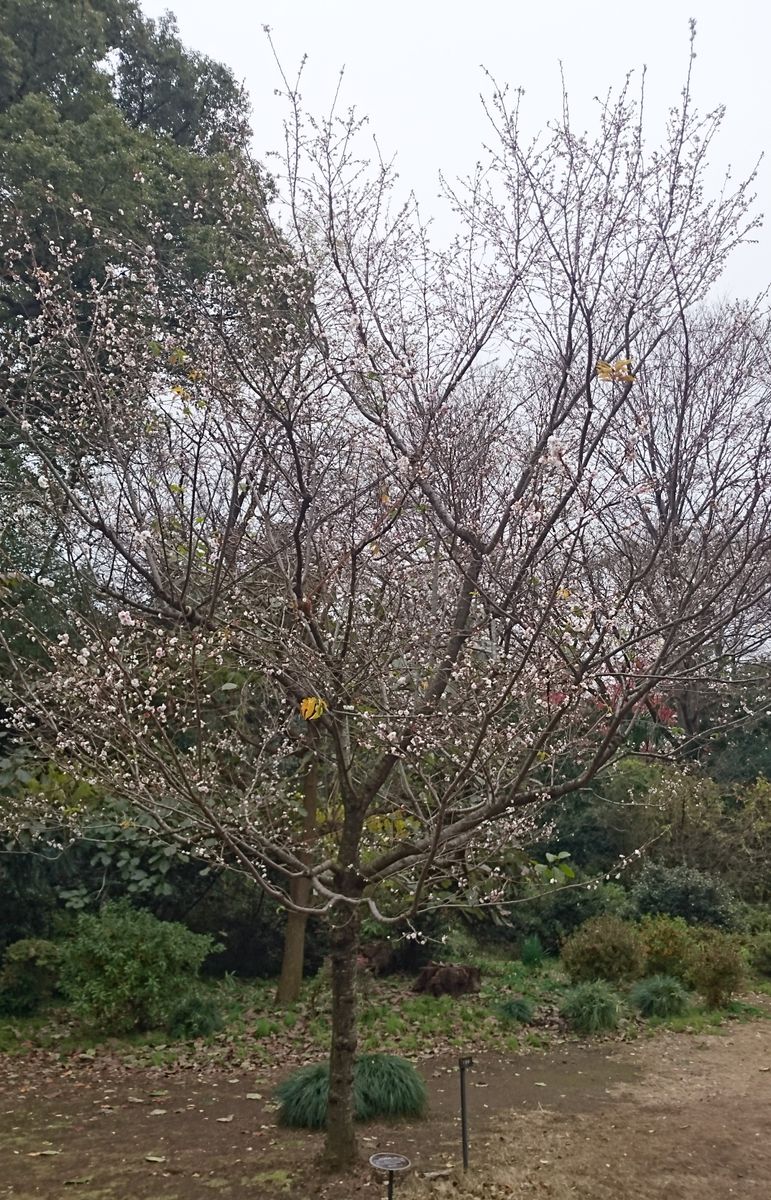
[
  {"x1": 276, "y1": 753, "x2": 318, "y2": 1004},
  {"x1": 324, "y1": 903, "x2": 361, "y2": 1167}
]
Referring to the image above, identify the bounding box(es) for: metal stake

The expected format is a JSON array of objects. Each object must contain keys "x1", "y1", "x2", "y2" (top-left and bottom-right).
[{"x1": 459, "y1": 1055, "x2": 473, "y2": 1170}]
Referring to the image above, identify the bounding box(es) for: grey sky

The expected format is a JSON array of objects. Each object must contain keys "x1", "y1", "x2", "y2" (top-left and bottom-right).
[{"x1": 142, "y1": 0, "x2": 769, "y2": 298}]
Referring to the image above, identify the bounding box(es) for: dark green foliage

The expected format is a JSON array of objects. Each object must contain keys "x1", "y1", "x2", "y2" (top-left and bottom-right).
[
  {"x1": 354, "y1": 1054, "x2": 427, "y2": 1120},
  {"x1": 687, "y1": 928, "x2": 745, "y2": 1008},
  {"x1": 276, "y1": 1055, "x2": 427, "y2": 1129},
  {"x1": 630, "y1": 975, "x2": 689, "y2": 1019},
  {"x1": 561, "y1": 916, "x2": 645, "y2": 984},
  {"x1": 560, "y1": 981, "x2": 620, "y2": 1034},
  {"x1": 739, "y1": 904, "x2": 771, "y2": 935},
  {"x1": 483, "y1": 877, "x2": 631, "y2": 955},
  {"x1": 165, "y1": 991, "x2": 223, "y2": 1040},
  {"x1": 0, "y1": 937, "x2": 60, "y2": 1016},
  {"x1": 276, "y1": 1063, "x2": 330, "y2": 1130},
  {"x1": 638, "y1": 914, "x2": 694, "y2": 981},
  {"x1": 632, "y1": 863, "x2": 738, "y2": 929},
  {"x1": 0, "y1": 812, "x2": 323, "y2": 979},
  {"x1": 0, "y1": 0, "x2": 260, "y2": 332},
  {"x1": 528, "y1": 760, "x2": 661, "y2": 874},
  {"x1": 60, "y1": 902, "x2": 218, "y2": 1033},
  {"x1": 496, "y1": 996, "x2": 535, "y2": 1025},
  {"x1": 748, "y1": 931, "x2": 771, "y2": 977},
  {"x1": 520, "y1": 935, "x2": 545, "y2": 968}
]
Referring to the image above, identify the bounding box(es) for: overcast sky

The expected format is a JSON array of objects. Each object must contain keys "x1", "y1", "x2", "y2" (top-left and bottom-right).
[{"x1": 142, "y1": 0, "x2": 769, "y2": 298}]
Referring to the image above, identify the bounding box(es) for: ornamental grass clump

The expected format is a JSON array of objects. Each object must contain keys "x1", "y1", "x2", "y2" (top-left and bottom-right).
[
  {"x1": 276, "y1": 1054, "x2": 427, "y2": 1128},
  {"x1": 520, "y1": 935, "x2": 545, "y2": 968},
  {"x1": 165, "y1": 991, "x2": 224, "y2": 1040},
  {"x1": 630, "y1": 974, "x2": 689, "y2": 1019},
  {"x1": 496, "y1": 996, "x2": 535, "y2": 1025},
  {"x1": 560, "y1": 980, "x2": 620, "y2": 1034},
  {"x1": 355, "y1": 1053, "x2": 427, "y2": 1120},
  {"x1": 276, "y1": 1064, "x2": 330, "y2": 1129}
]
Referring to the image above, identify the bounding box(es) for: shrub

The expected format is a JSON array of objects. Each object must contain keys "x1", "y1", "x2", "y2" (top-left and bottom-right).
[
  {"x1": 748, "y1": 931, "x2": 771, "y2": 977},
  {"x1": 560, "y1": 981, "x2": 620, "y2": 1034},
  {"x1": 0, "y1": 938, "x2": 61, "y2": 1017},
  {"x1": 165, "y1": 991, "x2": 224, "y2": 1040},
  {"x1": 630, "y1": 974, "x2": 689, "y2": 1019},
  {"x1": 276, "y1": 1054, "x2": 427, "y2": 1129},
  {"x1": 638, "y1": 914, "x2": 693, "y2": 981},
  {"x1": 688, "y1": 929, "x2": 745, "y2": 1008},
  {"x1": 499, "y1": 878, "x2": 631, "y2": 955},
  {"x1": 496, "y1": 996, "x2": 534, "y2": 1025},
  {"x1": 60, "y1": 902, "x2": 219, "y2": 1033},
  {"x1": 632, "y1": 863, "x2": 738, "y2": 929},
  {"x1": 561, "y1": 916, "x2": 645, "y2": 984},
  {"x1": 520, "y1": 935, "x2": 545, "y2": 968},
  {"x1": 738, "y1": 903, "x2": 771, "y2": 935}
]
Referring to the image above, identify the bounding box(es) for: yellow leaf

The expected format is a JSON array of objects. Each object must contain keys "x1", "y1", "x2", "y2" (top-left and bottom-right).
[
  {"x1": 300, "y1": 696, "x2": 327, "y2": 720},
  {"x1": 596, "y1": 358, "x2": 635, "y2": 384}
]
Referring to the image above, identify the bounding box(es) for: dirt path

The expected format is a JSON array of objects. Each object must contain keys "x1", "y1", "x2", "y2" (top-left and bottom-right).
[
  {"x1": 408, "y1": 1021, "x2": 771, "y2": 1200},
  {"x1": 0, "y1": 1020, "x2": 769, "y2": 1199}
]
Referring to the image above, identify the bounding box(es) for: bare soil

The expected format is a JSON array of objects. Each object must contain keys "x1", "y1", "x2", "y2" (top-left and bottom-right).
[{"x1": 1, "y1": 1018, "x2": 769, "y2": 1199}]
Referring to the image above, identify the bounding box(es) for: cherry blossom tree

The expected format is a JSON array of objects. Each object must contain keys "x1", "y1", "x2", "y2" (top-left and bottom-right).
[{"x1": 2, "y1": 45, "x2": 771, "y2": 1165}]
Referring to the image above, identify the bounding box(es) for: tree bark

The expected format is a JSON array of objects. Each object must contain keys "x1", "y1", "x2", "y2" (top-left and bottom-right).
[
  {"x1": 324, "y1": 906, "x2": 361, "y2": 1167},
  {"x1": 276, "y1": 754, "x2": 318, "y2": 1005}
]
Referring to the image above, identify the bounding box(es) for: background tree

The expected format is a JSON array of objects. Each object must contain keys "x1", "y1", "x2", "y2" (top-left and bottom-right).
[
  {"x1": 0, "y1": 0, "x2": 262, "y2": 328},
  {"x1": 2, "y1": 43, "x2": 771, "y2": 1166}
]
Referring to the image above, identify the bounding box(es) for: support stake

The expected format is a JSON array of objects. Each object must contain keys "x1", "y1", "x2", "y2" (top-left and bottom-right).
[{"x1": 459, "y1": 1055, "x2": 473, "y2": 1170}]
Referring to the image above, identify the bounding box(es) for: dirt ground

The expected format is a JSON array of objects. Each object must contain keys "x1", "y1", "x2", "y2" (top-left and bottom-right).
[{"x1": 1, "y1": 1018, "x2": 769, "y2": 1199}]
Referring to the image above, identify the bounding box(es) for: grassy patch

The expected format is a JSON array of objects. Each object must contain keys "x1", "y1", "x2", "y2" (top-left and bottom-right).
[
  {"x1": 645, "y1": 1000, "x2": 768, "y2": 1034},
  {"x1": 1, "y1": 951, "x2": 765, "y2": 1070}
]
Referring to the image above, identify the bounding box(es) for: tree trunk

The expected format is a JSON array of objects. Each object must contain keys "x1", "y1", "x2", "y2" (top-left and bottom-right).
[
  {"x1": 276, "y1": 754, "x2": 318, "y2": 1005},
  {"x1": 324, "y1": 907, "x2": 361, "y2": 1167}
]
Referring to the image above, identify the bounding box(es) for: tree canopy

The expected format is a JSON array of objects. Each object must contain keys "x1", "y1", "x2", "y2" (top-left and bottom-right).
[
  {"x1": 2, "y1": 22, "x2": 770, "y2": 1166},
  {"x1": 0, "y1": 0, "x2": 264, "y2": 331}
]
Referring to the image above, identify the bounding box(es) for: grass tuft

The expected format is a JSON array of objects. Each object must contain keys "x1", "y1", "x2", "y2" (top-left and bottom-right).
[
  {"x1": 630, "y1": 975, "x2": 689, "y2": 1019},
  {"x1": 496, "y1": 996, "x2": 535, "y2": 1025},
  {"x1": 520, "y1": 935, "x2": 545, "y2": 969},
  {"x1": 560, "y1": 980, "x2": 620, "y2": 1034},
  {"x1": 276, "y1": 1064, "x2": 330, "y2": 1129},
  {"x1": 355, "y1": 1053, "x2": 427, "y2": 1120},
  {"x1": 276, "y1": 1053, "x2": 427, "y2": 1128}
]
